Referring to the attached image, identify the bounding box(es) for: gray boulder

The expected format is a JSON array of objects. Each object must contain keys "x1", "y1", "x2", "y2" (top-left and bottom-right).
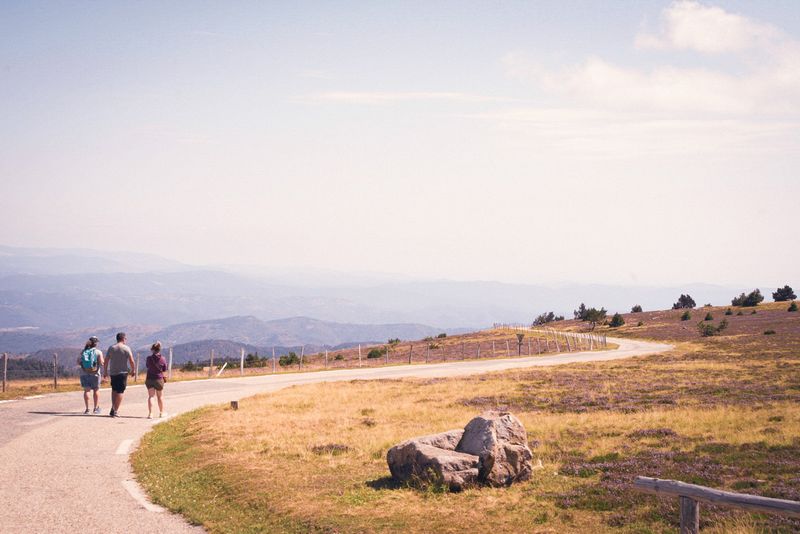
[
  {"x1": 456, "y1": 411, "x2": 533, "y2": 486},
  {"x1": 387, "y1": 430, "x2": 480, "y2": 490},
  {"x1": 386, "y1": 412, "x2": 534, "y2": 490}
]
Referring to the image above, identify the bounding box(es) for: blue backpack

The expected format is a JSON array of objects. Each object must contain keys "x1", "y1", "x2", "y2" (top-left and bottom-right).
[{"x1": 80, "y1": 348, "x2": 99, "y2": 373}]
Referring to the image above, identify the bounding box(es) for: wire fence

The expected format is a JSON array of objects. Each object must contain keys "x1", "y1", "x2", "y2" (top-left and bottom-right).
[{"x1": 1, "y1": 327, "x2": 608, "y2": 394}]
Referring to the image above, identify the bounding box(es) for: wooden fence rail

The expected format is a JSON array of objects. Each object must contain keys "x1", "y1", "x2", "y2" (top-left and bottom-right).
[{"x1": 633, "y1": 476, "x2": 800, "y2": 534}]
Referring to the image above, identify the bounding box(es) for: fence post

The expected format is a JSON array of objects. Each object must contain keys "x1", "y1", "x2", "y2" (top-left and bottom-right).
[
  {"x1": 299, "y1": 345, "x2": 304, "y2": 370},
  {"x1": 53, "y1": 353, "x2": 58, "y2": 389},
  {"x1": 168, "y1": 348, "x2": 173, "y2": 380},
  {"x1": 358, "y1": 344, "x2": 362, "y2": 367},
  {"x1": 680, "y1": 496, "x2": 699, "y2": 534},
  {"x1": 565, "y1": 336, "x2": 572, "y2": 351},
  {"x1": 325, "y1": 349, "x2": 329, "y2": 368},
  {"x1": 492, "y1": 340, "x2": 495, "y2": 356},
  {"x1": 240, "y1": 347, "x2": 245, "y2": 376},
  {"x1": 2, "y1": 352, "x2": 7, "y2": 392},
  {"x1": 461, "y1": 342, "x2": 465, "y2": 360},
  {"x1": 408, "y1": 344, "x2": 412, "y2": 364},
  {"x1": 209, "y1": 349, "x2": 214, "y2": 378},
  {"x1": 476, "y1": 343, "x2": 480, "y2": 358},
  {"x1": 537, "y1": 338, "x2": 541, "y2": 354},
  {"x1": 272, "y1": 347, "x2": 276, "y2": 373},
  {"x1": 386, "y1": 345, "x2": 389, "y2": 365},
  {"x1": 506, "y1": 340, "x2": 510, "y2": 356},
  {"x1": 425, "y1": 345, "x2": 429, "y2": 363}
]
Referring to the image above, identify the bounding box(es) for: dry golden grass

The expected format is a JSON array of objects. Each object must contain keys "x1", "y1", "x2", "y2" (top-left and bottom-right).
[{"x1": 133, "y1": 303, "x2": 800, "y2": 533}]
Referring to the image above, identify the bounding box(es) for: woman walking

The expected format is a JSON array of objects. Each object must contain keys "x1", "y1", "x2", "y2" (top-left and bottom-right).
[
  {"x1": 145, "y1": 341, "x2": 168, "y2": 419},
  {"x1": 77, "y1": 336, "x2": 104, "y2": 414}
]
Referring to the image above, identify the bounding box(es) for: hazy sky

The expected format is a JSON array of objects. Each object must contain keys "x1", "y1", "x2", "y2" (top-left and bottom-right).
[{"x1": 2, "y1": 1, "x2": 798, "y2": 286}]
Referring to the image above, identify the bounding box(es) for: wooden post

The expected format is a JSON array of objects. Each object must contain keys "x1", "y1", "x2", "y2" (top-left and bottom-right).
[
  {"x1": 272, "y1": 347, "x2": 276, "y2": 373},
  {"x1": 425, "y1": 345, "x2": 429, "y2": 363},
  {"x1": 208, "y1": 349, "x2": 214, "y2": 378},
  {"x1": 476, "y1": 343, "x2": 481, "y2": 358},
  {"x1": 680, "y1": 496, "x2": 699, "y2": 534},
  {"x1": 325, "y1": 349, "x2": 328, "y2": 368},
  {"x1": 299, "y1": 345, "x2": 304, "y2": 370},
  {"x1": 537, "y1": 338, "x2": 541, "y2": 354},
  {"x1": 385, "y1": 345, "x2": 389, "y2": 364},
  {"x1": 168, "y1": 347, "x2": 173, "y2": 380},
  {"x1": 53, "y1": 353, "x2": 58, "y2": 389},
  {"x1": 240, "y1": 347, "x2": 245, "y2": 376},
  {"x1": 505, "y1": 340, "x2": 510, "y2": 356},
  {"x1": 461, "y1": 342, "x2": 465, "y2": 360},
  {"x1": 230, "y1": 400, "x2": 239, "y2": 410},
  {"x1": 603, "y1": 335, "x2": 607, "y2": 348},
  {"x1": 492, "y1": 340, "x2": 495, "y2": 356},
  {"x1": 565, "y1": 335, "x2": 572, "y2": 351},
  {"x1": 2, "y1": 352, "x2": 7, "y2": 393},
  {"x1": 528, "y1": 339, "x2": 531, "y2": 355},
  {"x1": 358, "y1": 344, "x2": 362, "y2": 367},
  {"x1": 408, "y1": 344, "x2": 412, "y2": 364}
]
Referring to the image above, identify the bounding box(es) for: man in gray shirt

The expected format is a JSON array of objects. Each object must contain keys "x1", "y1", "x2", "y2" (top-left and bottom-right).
[{"x1": 103, "y1": 332, "x2": 135, "y2": 418}]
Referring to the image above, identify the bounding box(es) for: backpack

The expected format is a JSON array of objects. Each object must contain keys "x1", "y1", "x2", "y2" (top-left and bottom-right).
[{"x1": 80, "y1": 348, "x2": 99, "y2": 373}]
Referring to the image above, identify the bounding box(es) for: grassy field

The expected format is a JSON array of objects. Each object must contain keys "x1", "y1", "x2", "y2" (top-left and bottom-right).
[{"x1": 132, "y1": 302, "x2": 800, "y2": 533}]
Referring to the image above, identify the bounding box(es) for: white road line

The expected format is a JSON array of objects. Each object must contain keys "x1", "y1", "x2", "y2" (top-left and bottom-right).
[
  {"x1": 23, "y1": 395, "x2": 45, "y2": 399},
  {"x1": 121, "y1": 479, "x2": 165, "y2": 513},
  {"x1": 115, "y1": 439, "x2": 134, "y2": 455},
  {"x1": 0, "y1": 399, "x2": 16, "y2": 404}
]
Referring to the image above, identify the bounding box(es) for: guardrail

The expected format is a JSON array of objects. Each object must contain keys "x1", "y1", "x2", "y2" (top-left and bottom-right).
[{"x1": 633, "y1": 476, "x2": 800, "y2": 533}]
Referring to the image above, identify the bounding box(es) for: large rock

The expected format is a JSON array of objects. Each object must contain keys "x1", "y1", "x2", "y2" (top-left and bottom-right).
[
  {"x1": 387, "y1": 430, "x2": 480, "y2": 490},
  {"x1": 457, "y1": 411, "x2": 533, "y2": 486},
  {"x1": 386, "y1": 413, "x2": 534, "y2": 490}
]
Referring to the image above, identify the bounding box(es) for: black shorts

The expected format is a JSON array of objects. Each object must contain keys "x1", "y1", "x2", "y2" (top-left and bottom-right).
[{"x1": 110, "y1": 374, "x2": 128, "y2": 393}]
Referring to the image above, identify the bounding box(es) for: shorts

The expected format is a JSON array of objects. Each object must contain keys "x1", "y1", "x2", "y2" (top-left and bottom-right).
[
  {"x1": 80, "y1": 373, "x2": 100, "y2": 390},
  {"x1": 110, "y1": 373, "x2": 128, "y2": 394},
  {"x1": 145, "y1": 378, "x2": 164, "y2": 391}
]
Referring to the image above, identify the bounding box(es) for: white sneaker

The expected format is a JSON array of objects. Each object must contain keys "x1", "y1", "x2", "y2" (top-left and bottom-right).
[
  {"x1": 83, "y1": 408, "x2": 90, "y2": 415},
  {"x1": 93, "y1": 407, "x2": 101, "y2": 415},
  {"x1": 147, "y1": 413, "x2": 152, "y2": 419}
]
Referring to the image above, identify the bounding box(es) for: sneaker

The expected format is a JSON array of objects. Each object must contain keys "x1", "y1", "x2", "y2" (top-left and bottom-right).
[
  {"x1": 83, "y1": 408, "x2": 90, "y2": 415},
  {"x1": 109, "y1": 408, "x2": 116, "y2": 418},
  {"x1": 159, "y1": 412, "x2": 166, "y2": 418},
  {"x1": 147, "y1": 413, "x2": 152, "y2": 419},
  {"x1": 93, "y1": 407, "x2": 101, "y2": 415}
]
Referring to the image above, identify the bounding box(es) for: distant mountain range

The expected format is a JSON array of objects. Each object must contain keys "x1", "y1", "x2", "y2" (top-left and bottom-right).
[{"x1": 0, "y1": 244, "x2": 771, "y2": 356}]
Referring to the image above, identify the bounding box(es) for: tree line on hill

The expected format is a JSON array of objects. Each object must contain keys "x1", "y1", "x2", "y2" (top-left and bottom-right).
[{"x1": 531, "y1": 284, "x2": 796, "y2": 331}]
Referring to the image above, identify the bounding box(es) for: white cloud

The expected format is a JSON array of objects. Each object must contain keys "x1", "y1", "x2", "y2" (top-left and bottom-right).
[{"x1": 635, "y1": 1, "x2": 781, "y2": 54}]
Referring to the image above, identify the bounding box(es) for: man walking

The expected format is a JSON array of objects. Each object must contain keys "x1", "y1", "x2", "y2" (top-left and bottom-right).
[{"x1": 103, "y1": 332, "x2": 135, "y2": 418}]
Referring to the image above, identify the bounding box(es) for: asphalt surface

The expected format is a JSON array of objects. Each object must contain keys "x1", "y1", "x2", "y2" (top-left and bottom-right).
[{"x1": 0, "y1": 337, "x2": 671, "y2": 534}]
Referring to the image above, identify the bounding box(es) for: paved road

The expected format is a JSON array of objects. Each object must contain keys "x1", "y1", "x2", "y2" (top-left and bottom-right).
[{"x1": 0, "y1": 337, "x2": 671, "y2": 534}]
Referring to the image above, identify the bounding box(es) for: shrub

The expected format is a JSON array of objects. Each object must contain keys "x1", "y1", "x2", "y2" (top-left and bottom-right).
[
  {"x1": 423, "y1": 336, "x2": 434, "y2": 342},
  {"x1": 736, "y1": 310, "x2": 744, "y2": 316},
  {"x1": 731, "y1": 289, "x2": 764, "y2": 307},
  {"x1": 609, "y1": 313, "x2": 625, "y2": 327},
  {"x1": 334, "y1": 353, "x2": 344, "y2": 361},
  {"x1": 773, "y1": 285, "x2": 796, "y2": 302},
  {"x1": 789, "y1": 301, "x2": 798, "y2": 312},
  {"x1": 279, "y1": 352, "x2": 300, "y2": 367},
  {"x1": 680, "y1": 310, "x2": 691, "y2": 321},
  {"x1": 181, "y1": 360, "x2": 197, "y2": 371},
  {"x1": 698, "y1": 319, "x2": 728, "y2": 337},
  {"x1": 533, "y1": 311, "x2": 564, "y2": 325},
  {"x1": 636, "y1": 321, "x2": 644, "y2": 327},
  {"x1": 704, "y1": 312, "x2": 713, "y2": 321},
  {"x1": 764, "y1": 329, "x2": 776, "y2": 335},
  {"x1": 436, "y1": 333, "x2": 447, "y2": 339},
  {"x1": 631, "y1": 305, "x2": 643, "y2": 313},
  {"x1": 724, "y1": 308, "x2": 733, "y2": 316},
  {"x1": 367, "y1": 347, "x2": 387, "y2": 359},
  {"x1": 387, "y1": 338, "x2": 401, "y2": 345},
  {"x1": 672, "y1": 294, "x2": 696, "y2": 309}
]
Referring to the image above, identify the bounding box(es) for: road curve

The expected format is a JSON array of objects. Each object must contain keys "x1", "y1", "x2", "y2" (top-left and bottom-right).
[{"x1": 0, "y1": 337, "x2": 670, "y2": 534}]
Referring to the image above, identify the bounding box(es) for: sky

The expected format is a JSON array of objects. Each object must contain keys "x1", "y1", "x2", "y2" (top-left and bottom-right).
[{"x1": 1, "y1": 1, "x2": 798, "y2": 287}]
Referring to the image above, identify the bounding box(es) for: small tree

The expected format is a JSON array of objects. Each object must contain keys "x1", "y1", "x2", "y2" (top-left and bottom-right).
[
  {"x1": 704, "y1": 312, "x2": 713, "y2": 321},
  {"x1": 773, "y1": 285, "x2": 796, "y2": 302},
  {"x1": 789, "y1": 301, "x2": 798, "y2": 312},
  {"x1": 279, "y1": 352, "x2": 300, "y2": 367},
  {"x1": 680, "y1": 310, "x2": 692, "y2": 321},
  {"x1": 532, "y1": 311, "x2": 564, "y2": 325},
  {"x1": 724, "y1": 308, "x2": 733, "y2": 316},
  {"x1": 181, "y1": 360, "x2": 197, "y2": 371},
  {"x1": 731, "y1": 289, "x2": 764, "y2": 307},
  {"x1": 609, "y1": 313, "x2": 625, "y2": 327},
  {"x1": 698, "y1": 319, "x2": 728, "y2": 337},
  {"x1": 573, "y1": 303, "x2": 588, "y2": 320},
  {"x1": 436, "y1": 333, "x2": 447, "y2": 338},
  {"x1": 672, "y1": 294, "x2": 696, "y2": 309},
  {"x1": 631, "y1": 305, "x2": 643, "y2": 313},
  {"x1": 367, "y1": 348, "x2": 386, "y2": 359},
  {"x1": 583, "y1": 307, "x2": 607, "y2": 330}
]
